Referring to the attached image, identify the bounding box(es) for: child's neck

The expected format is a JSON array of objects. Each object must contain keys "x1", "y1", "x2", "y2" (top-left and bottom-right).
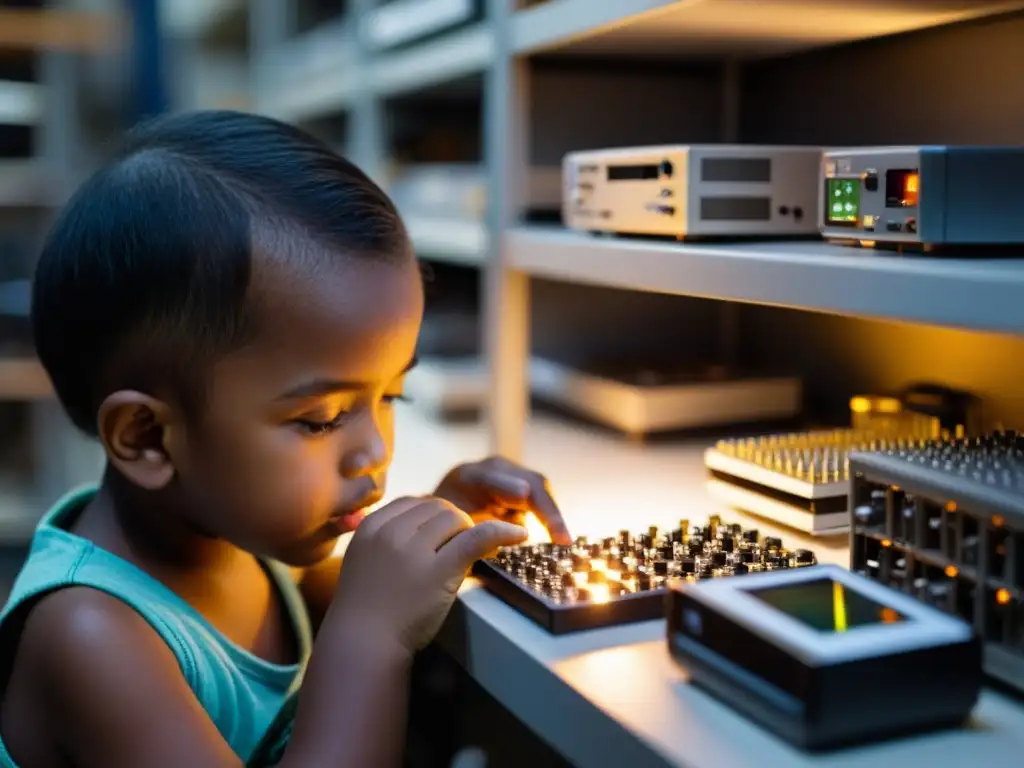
[{"x1": 74, "y1": 468, "x2": 246, "y2": 578}]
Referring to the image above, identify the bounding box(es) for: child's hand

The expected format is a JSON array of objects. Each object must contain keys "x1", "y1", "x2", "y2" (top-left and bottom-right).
[
  {"x1": 330, "y1": 496, "x2": 528, "y2": 655},
  {"x1": 433, "y1": 457, "x2": 571, "y2": 545}
]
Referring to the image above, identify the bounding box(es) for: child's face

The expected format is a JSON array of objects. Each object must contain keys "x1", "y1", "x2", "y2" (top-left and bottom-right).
[{"x1": 173, "y1": 256, "x2": 424, "y2": 566}]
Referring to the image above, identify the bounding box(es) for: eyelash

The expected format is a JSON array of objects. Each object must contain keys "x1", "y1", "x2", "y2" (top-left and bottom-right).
[{"x1": 294, "y1": 394, "x2": 413, "y2": 436}]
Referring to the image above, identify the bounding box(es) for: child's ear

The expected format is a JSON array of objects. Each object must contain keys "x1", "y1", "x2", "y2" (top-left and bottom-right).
[{"x1": 96, "y1": 390, "x2": 179, "y2": 491}]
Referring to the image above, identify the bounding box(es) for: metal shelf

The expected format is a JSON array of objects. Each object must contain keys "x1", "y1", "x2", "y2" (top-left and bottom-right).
[
  {"x1": 0, "y1": 160, "x2": 65, "y2": 208},
  {"x1": 506, "y1": 226, "x2": 1024, "y2": 335},
  {"x1": 256, "y1": 23, "x2": 359, "y2": 121},
  {"x1": 0, "y1": 8, "x2": 120, "y2": 52},
  {"x1": 256, "y1": 67, "x2": 357, "y2": 122},
  {"x1": 370, "y1": 22, "x2": 492, "y2": 97},
  {"x1": 0, "y1": 358, "x2": 52, "y2": 401},
  {"x1": 404, "y1": 215, "x2": 488, "y2": 266},
  {"x1": 511, "y1": 0, "x2": 1024, "y2": 59},
  {"x1": 512, "y1": 0, "x2": 676, "y2": 56},
  {"x1": 0, "y1": 81, "x2": 43, "y2": 126},
  {"x1": 159, "y1": 0, "x2": 246, "y2": 42}
]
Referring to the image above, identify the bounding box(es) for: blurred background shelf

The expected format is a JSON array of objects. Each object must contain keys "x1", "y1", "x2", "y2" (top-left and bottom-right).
[
  {"x1": 0, "y1": 7, "x2": 121, "y2": 52},
  {"x1": 370, "y1": 23, "x2": 492, "y2": 97},
  {"x1": 0, "y1": 160, "x2": 66, "y2": 208},
  {"x1": 157, "y1": 0, "x2": 245, "y2": 43},
  {"x1": 255, "y1": 19, "x2": 358, "y2": 121},
  {"x1": 0, "y1": 80, "x2": 42, "y2": 125},
  {"x1": 0, "y1": 358, "x2": 50, "y2": 401},
  {"x1": 404, "y1": 216, "x2": 488, "y2": 266}
]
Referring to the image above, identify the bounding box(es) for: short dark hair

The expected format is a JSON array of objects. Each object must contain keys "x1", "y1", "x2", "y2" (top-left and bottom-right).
[{"x1": 31, "y1": 110, "x2": 410, "y2": 436}]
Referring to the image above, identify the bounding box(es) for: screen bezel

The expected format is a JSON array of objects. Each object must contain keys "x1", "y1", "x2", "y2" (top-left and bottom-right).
[{"x1": 676, "y1": 565, "x2": 972, "y2": 666}]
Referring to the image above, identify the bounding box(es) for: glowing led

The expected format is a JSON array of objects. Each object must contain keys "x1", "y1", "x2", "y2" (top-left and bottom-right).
[
  {"x1": 996, "y1": 588, "x2": 1011, "y2": 606},
  {"x1": 523, "y1": 512, "x2": 550, "y2": 544},
  {"x1": 589, "y1": 584, "x2": 610, "y2": 604}
]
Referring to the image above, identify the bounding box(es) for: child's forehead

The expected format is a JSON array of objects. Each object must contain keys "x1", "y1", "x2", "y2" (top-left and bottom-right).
[{"x1": 237, "y1": 254, "x2": 423, "y2": 380}]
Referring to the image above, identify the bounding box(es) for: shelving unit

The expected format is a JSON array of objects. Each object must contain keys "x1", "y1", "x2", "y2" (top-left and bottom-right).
[
  {"x1": 507, "y1": 227, "x2": 1024, "y2": 335},
  {"x1": 0, "y1": 1, "x2": 122, "y2": 533},
  {"x1": 232, "y1": 0, "x2": 1024, "y2": 444}
]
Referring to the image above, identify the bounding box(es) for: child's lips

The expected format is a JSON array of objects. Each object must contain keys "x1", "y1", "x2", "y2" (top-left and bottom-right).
[
  {"x1": 327, "y1": 489, "x2": 382, "y2": 534},
  {"x1": 327, "y1": 509, "x2": 367, "y2": 534}
]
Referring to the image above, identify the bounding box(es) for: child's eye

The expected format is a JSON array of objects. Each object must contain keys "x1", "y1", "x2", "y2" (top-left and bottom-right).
[
  {"x1": 383, "y1": 393, "x2": 413, "y2": 405},
  {"x1": 294, "y1": 411, "x2": 348, "y2": 436}
]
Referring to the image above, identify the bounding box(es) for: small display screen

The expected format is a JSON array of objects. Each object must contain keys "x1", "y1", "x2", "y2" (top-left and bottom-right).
[
  {"x1": 886, "y1": 169, "x2": 920, "y2": 208},
  {"x1": 748, "y1": 578, "x2": 904, "y2": 632},
  {"x1": 825, "y1": 178, "x2": 860, "y2": 224},
  {"x1": 607, "y1": 164, "x2": 659, "y2": 181}
]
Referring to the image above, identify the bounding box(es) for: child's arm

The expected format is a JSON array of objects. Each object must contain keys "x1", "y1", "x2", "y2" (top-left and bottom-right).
[
  {"x1": 12, "y1": 587, "x2": 246, "y2": 768},
  {"x1": 297, "y1": 555, "x2": 342, "y2": 633},
  {"x1": 14, "y1": 498, "x2": 525, "y2": 768}
]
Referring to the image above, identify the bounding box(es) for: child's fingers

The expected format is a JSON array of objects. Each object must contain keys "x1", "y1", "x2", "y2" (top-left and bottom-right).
[
  {"x1": 458, "y1": 464, "x2": 531, "y2": 501},
  {"x1": 436, "y1": 520, "x2": 528, "y2": 575},
  {"x1": 414, "y1": 503, "x2": 475, "y2": 552}
]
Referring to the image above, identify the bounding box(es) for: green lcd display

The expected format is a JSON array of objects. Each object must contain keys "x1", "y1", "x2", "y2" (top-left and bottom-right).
[
  {"x1": 748, "y1": 578, "x2": 905, "y2": 633},
  {"x1": 826, "y1": 178, "x2": 860, "y2": 225}
]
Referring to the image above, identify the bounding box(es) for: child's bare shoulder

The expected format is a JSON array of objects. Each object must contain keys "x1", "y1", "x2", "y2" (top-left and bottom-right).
[{"x1": 3, "y1": 588, "x2": 241, "y2": 767}]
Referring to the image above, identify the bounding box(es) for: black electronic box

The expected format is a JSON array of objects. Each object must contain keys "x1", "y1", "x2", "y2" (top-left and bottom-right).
[{"x1": 667, "y1": 564, "x2": 982, "y2": 750}]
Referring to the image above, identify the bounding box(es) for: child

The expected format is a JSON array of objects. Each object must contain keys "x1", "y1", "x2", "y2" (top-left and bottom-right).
[{"x1": 0, "y1": 110, "x2": 571, "y2": 767}]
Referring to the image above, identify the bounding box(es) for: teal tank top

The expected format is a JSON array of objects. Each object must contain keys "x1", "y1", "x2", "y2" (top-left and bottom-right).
[{"x1": 0, "y1": 486, "x2": 313, "y2": 766}]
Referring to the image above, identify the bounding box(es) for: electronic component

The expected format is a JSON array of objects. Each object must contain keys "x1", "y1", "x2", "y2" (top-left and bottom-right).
[
  {"x1": 472, "y1": 517, "x2": 817, "y2": 634},
  {"x1": 819, "y1": 146, "x2": 1024, "y2": 251},
  {"x1": 362, "y1": 0, "x2": 481, "y2": 51},
  {"x1": 705, "y1": 384, "x2": 980, "y2": 535},
  {"x1": 563, "y1": 145, "x2": 821, "y2": 239},
  {"x1": 530, "y1": 359, "x2": 801, "y2": 438},
  {"x1": 668, "y1": 564, "x2": 981, "y2": 750},
  {"x1": 849, "y1": 431, "x2": 1024, "y2": 696}
]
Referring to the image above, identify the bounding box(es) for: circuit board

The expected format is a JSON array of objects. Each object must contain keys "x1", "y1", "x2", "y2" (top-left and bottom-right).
[
  {"x1": 849, "y1": 430, "x2": 1024, "y2": 694},
  {"x1": 472, "y1": 516, "x2": 818, "y2": 633}
]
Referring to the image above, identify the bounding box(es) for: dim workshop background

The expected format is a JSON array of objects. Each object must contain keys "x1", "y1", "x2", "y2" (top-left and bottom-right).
[{"x1": 1, "y1": 1, "x2": 1024, "y2": 766}]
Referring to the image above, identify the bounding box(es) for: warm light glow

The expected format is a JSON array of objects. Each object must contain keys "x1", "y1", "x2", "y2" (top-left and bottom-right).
[
  {"x1": 993, "y1": 516, "x2": 1005, "y2": 528},
  {"x1": 946, "y1": 501, "x2": 957, "y2": 512},
  {"x1": 880, "y1": 608, "x2": 901, "y2": 624},
  {"x1": 903, "y1": 172, "x2": 920, "y2": 206},
  {"x1": 572, "y1": 572, "x2": 589, "y2": 588},
  {"x1": 849, "y1": 396, "x2": 871, "y2": 414},
  {"x1": 849, "y1": 395, "x2": 901, "y2": 414},
  {"x1": 589, "y1": 584, "x2": 610, "y2": 604},
  {"x1": 945, "y1": 565, "x2": 959, "y2": 578},
  {"x1": 523, "y1": 512, "x2": 550, "y2": 544},
  {"x1": 881, "y1": 539, "x2": 892, "y2": 548},
  {"x1": 996, "y1": 588, "x2": 1011, "y2": 606},
  {"x1": 590, "y1": 558, "x2": 608, "y2": 573}
]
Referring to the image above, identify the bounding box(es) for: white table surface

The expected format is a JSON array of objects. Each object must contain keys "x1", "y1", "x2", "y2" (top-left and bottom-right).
[{"x1": 374, "y1": 407, "x2": 1024, "y2": 767}]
